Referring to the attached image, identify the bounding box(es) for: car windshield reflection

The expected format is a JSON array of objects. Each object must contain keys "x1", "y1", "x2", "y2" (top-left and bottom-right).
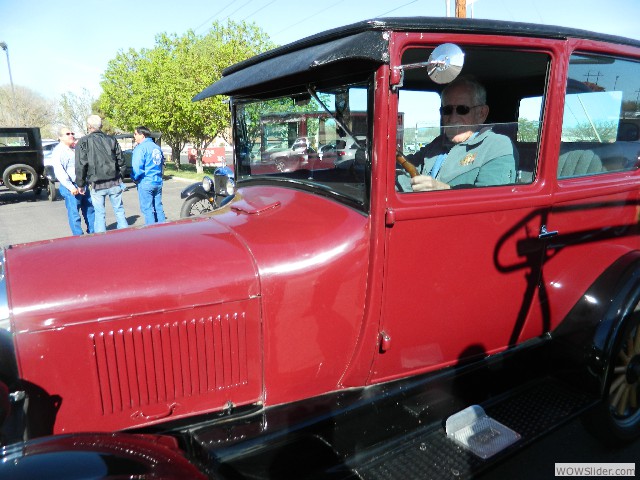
[{"x1": 234, "y1": 83, "x2": 371, "y2": 209}]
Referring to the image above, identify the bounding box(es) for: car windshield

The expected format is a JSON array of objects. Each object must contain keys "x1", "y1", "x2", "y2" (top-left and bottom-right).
[{"x1": 233, "y1": 81, "x2": 371, "y2": 211}]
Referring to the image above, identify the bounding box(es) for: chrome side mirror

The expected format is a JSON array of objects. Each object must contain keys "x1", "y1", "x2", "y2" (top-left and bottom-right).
[
  {"x1": 427, "y1": 43, "x2": 465, "y2": 84},
  {"x1": 393, "y1": 43, "x2": 465, "y2": 88}
]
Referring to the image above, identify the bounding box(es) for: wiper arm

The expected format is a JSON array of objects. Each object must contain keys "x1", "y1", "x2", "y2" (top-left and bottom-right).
[{"x1": 307, "y1": 86, "x2": 365, "y2": 150}]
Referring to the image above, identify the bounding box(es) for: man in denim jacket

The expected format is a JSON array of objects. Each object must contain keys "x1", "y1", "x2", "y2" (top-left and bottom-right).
[{"x1": 132, "y1": 126, "x2": 166, "y2": 225}]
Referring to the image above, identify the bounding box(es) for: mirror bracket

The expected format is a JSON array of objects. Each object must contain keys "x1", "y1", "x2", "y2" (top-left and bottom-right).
[{"x1": 390, "y1": 67, "x2": 405, "y2": 91}]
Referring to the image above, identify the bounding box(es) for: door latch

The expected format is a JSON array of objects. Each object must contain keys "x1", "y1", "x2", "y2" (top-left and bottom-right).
[
  {"x1": 379, "y1": 331, "x2": 392, "y2": 352},
  {"x1": 538, "y1": 225, "x2": 558, "y2": 240}
]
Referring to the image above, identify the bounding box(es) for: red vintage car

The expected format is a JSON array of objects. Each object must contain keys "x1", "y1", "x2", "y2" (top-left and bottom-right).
[{"x1": 1, "y1": 17, "x2": 640, "y2": 479}]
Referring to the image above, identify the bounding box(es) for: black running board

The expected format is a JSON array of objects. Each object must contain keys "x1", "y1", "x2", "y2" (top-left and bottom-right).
[
  {"x1": 352, "y1": 378, "x2": 596, "y2": 480},
  {"x1": 190, "y1": 376, "x2": 597, "y2": 480}
]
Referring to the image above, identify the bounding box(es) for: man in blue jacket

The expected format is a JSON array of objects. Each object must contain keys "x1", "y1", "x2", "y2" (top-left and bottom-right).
[{"x1": 132, "y1": 126, "x2": 166, "y2": 224}]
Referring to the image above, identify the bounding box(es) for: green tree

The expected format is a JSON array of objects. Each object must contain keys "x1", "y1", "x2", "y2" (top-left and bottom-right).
[
  {"x1": 99, "y1": 20, "x2": 274, "y2": 173},
  {"x1": 58, "y1": 88, "x2": 95, "y2": 136},
  {"x1": 564, "y1": 120, "x2": 618, "y2": 142},
  {"x1": 517, "y1": 118, "x2": 541, "y2": 142}
]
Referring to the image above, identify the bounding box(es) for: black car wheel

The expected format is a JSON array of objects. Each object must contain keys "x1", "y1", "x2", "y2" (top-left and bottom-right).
[
  {"x1": 2, "y1": 164, "x2": 38, "y2": 193},
  {"x1": 584, "y1": 309, "x2": 640, "y2": 444},
  {"x1": 180, "y1": 197, "x2": 214, "y2": 218},
  {"x1": 47, "y1": 180, "x2": 57, "y2": 201}
]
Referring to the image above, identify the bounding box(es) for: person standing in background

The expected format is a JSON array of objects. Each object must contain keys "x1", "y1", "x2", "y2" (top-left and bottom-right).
[
  {"x1": 132, "y1": 126, "x2": 166, "y2": 224},
  {"x1": 50, "y1": 127, "x2": 95, "y2": 235},
  {"x1": 75, "y1": 114, "x2": 128, "y2": 233}
]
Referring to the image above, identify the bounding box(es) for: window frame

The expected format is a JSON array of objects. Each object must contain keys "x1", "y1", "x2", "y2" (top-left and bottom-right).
[{"x1": 385, "y1": 32, "x2": 562, "y2": 218}]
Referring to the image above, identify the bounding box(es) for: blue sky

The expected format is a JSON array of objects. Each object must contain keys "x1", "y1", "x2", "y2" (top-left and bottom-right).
[{"x1": 0, "y1": 0, "x2": 639, "y2": 100}]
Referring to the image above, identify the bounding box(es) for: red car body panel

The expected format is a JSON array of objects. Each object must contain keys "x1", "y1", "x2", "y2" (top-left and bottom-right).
[
  {"x1": 5, "y1": 185, "x2": 370, "y2": 432},
  {"x1": 222, "y1": 186, "x2": 370, "y2": 406},
  {"x1": 6, "y1": 219, "x2": 261, "y2": 432}
]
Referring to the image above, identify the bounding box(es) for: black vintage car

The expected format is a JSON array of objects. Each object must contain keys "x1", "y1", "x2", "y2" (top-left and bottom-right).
[{"x1": 0, "y1": 127, "x2": 55, "y2": 201}]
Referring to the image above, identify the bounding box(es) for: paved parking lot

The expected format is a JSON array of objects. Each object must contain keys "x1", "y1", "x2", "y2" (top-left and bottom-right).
[{"x1": 0, "y1": 177, "x2": 193, "y2": 247}]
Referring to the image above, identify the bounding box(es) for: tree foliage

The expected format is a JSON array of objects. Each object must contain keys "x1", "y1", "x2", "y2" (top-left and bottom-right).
[
  {"x1": 58, "y1": 88, "x2": 96, "y2": 137},
  {"x1": 0, "y1": 85, "x2": 57, "y2": 136},
  {"x1": 99, "y1": 20, "x2": 274, "y2": 172},
  {"x1": 563, "y1": 120, "x2": 618, "y2": 142}
]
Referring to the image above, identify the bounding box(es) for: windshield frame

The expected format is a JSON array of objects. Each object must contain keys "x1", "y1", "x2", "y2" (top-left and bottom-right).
[{"x1": 231, "y1": 76, "x2": 375, "y2": 214}]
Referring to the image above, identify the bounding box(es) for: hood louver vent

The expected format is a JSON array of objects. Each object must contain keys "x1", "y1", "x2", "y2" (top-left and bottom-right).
[{"x1": 90, "y1": 313, "x2": 249, "y2": 415}]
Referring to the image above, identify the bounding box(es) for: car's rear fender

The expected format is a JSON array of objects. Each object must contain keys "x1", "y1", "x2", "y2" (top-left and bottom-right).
[{"x1": 552, "y1": 250, "x2": 640, "y2": 396}]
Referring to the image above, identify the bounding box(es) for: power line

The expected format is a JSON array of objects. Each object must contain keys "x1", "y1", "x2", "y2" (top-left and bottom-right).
[
  {"x1": 375, "y1": 0, "x2": 419, "y2": 17},
  {"x1": 194, "y1": 0, "x2": 237, "y2": 33},
  {"x1": 242, "y1": 0, "x2": 278, "y2": 21},
  {"x1": 277, "y1": 0, "x2": 345, "y2": 35},
  {"x1": 224, "y1": 0, "x2": 254, "y2": 20}
]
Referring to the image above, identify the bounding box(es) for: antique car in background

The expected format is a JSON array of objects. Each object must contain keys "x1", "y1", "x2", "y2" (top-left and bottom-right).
[
  {"x1": 1, "y1": 17, "x2": 640, "y2": 479},
  {"x1": 0, "y1": 127, "x2": 55, "y2": 201}
]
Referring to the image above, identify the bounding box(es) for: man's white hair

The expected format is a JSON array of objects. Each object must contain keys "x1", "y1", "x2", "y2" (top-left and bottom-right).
[
  {"x1": 442, "y1": 76, "x2": 487, "y2": 106},
  {"x1": 87, "y1": 114, "x2": 103, "y2": 130}
]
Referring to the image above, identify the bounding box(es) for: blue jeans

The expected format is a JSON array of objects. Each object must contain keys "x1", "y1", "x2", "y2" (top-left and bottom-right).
[
  {"x1": 59, "y1": 184, "x2": 95, "y2": 236},
  {"x1": 137, "y1": 182, "x2": 166, "y2": 225},
  {"x1": 90, "y1": 183, "x2": 128, "y2": 233}
]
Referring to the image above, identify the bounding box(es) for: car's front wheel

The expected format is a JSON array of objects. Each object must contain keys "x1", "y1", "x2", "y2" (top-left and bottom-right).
[
  {"x1": 47, "y1": 180, "x2": 57, "y2": 201},
  {"x1": 584, "y1": 309, "x2": 640, "y2": 444},
  {"x1": 180, "y1": 196, "x2": 215, "y2": 218},
  {"x1": 2, "y1": 164, "x2": 38, "y2": 193}
]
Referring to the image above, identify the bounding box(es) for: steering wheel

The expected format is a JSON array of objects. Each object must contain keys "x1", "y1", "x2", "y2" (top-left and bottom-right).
[{"x1": 396, "y1": 152, "x2": 418, "y2": 178}]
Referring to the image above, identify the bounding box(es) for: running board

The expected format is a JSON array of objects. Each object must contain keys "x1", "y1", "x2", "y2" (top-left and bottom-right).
[
  {"x1": 193, "y1": 376, "x2": 597, "y2": 480},
  {"x1": 352, "y1": 379, "x2": 596, "y2": 480}
]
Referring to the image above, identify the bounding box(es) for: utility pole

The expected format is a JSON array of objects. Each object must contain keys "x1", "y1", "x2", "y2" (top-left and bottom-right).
[
  {"x1": 0, "y1": 41, "x2": 17, "y2": 125},
  {"x1": 455, "y1": 0, "x2": 467, "y2": 18}
]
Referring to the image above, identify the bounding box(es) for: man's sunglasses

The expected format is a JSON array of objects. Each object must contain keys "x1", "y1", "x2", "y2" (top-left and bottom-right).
[{"x1": 439, "y1": 104, "x2": 482, "y2": 116}]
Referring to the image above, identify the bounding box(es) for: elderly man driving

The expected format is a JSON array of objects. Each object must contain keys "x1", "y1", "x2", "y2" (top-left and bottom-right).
[{"x1": 397, "y1": 76, "x2": 517, "y2": 191}]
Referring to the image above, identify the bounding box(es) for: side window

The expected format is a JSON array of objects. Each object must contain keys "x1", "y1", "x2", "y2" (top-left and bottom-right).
[
  {"x1": 0, "y1": 132, "x2": 29, "y2": 147},
  {"x1": 559, "y1": 53, "x2": 640, "y2": 178},
  {"x1": 396, "y1": 47, "x2": 549, "y2": 192}
]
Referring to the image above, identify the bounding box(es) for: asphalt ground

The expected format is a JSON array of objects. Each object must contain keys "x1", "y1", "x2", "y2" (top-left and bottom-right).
[{"x1": 0, "y1": 176, "x2": 193, "y2": 247}]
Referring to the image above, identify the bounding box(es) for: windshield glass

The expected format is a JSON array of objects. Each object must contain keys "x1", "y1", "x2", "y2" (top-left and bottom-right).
[{"x1": 233, "y1": 81, "x2": 371, "y2": 210}]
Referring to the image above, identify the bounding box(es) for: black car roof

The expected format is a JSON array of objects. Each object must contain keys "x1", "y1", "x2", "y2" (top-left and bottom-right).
[{"x1": 194, "y1": 17, "x2": 640, "y2": 101}]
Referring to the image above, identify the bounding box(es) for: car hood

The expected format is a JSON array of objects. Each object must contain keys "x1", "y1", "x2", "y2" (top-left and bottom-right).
[
  {"x1": 4, "y1": 219, "x2": 259, "y2": 333},
  {"x1": 4, "y1": 185, "x2": 368, "y2": 336}
]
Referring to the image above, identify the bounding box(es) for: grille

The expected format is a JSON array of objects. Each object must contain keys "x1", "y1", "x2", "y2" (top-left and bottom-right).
[{"x1": 90, "y1": 313, "x2": 248, "y2": 415}]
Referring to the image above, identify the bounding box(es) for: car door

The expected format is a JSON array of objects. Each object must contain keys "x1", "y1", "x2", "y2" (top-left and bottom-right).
[
  {"x1": 370, "y1": 38, "x2": 559, "y2": 382},
  {"x1": 543, "y1": 44, "x2": 640, "y2": 326}
]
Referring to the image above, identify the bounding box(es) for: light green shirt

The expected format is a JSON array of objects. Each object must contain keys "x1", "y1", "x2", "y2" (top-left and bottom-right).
[{"x1": 398, "y1": 127, "x2": 517, "y2": 191}]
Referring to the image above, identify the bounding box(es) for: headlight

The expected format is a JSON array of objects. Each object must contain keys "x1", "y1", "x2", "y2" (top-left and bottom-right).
[
  {"x1": 0, "y1": 249, "x2": 10, "y2": 332},
  {"x1": 226, "y1": 179, "x2": 235, "y2": 196},
  {"x1": 202, "y1": 176, "x2": 213, "y2": 193}
]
